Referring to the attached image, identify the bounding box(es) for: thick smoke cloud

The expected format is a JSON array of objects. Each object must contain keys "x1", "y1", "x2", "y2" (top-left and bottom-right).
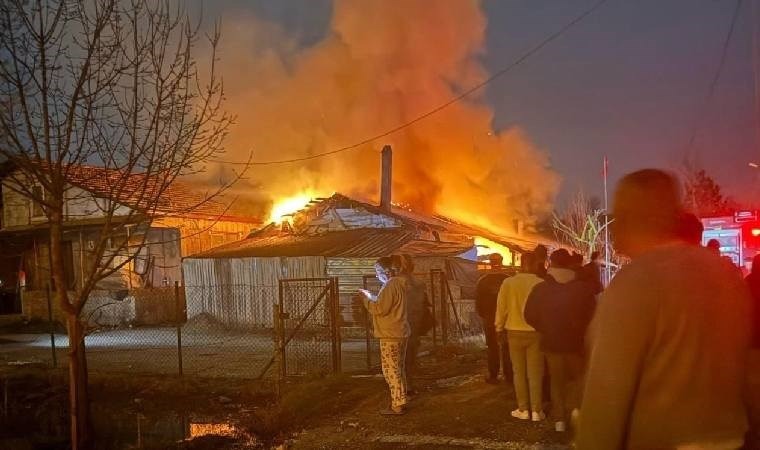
[{"x1": 204, "y1": 0, "x2": 560, "y2": 232}]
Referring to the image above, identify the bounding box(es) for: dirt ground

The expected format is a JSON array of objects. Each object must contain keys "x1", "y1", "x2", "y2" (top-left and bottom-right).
[
  {"x1": 0, "y1": 345, "x2": 569, "y2": 449},
  {"x1": 0, "y1": 326, "x2": 375, "y2": 378}
]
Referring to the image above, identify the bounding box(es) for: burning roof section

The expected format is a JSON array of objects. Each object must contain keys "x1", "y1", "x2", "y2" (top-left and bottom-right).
[{"x1": 190, "y1": 193, "x2": 546, "y2": 259}]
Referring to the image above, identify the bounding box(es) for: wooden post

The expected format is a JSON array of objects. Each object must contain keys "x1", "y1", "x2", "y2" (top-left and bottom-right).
[
  {"x1": 175, "y1": 281, "x2": 183, "y2": 377},
  {"x1": 438, "y1": 271, "x2": 448, "y2": 346},
  {"x1": 430, "y1": 270, "x2": 437, "y2": 348},
  {"x1": 3, "y1": 378, "x2": 8, "y2": 419}
]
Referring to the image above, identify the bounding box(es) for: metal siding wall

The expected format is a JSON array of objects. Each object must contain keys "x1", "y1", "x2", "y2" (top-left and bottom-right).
[
  {"x1": 326, "y1": 258, "x2": 376, "y2": 324},
  {"x1": 182, "y1": 256, "x2": 326, "y2": 327}
]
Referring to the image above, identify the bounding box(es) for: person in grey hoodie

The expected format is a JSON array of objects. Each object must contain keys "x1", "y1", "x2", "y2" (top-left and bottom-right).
[{"x1": 361, "y1": 256, "x2": 411, "y2": 415}]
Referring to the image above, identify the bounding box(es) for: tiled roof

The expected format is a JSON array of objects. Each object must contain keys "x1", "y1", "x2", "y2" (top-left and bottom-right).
[{"x1": 6, "y1": 162, "x2": 260, "y2": 223}]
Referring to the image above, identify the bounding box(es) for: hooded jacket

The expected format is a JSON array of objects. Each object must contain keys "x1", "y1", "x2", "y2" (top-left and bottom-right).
[
  {"x1": 524, "y1": 268, "x2": 596, "y2": 353},
  {"x1": 364, "y1": 276, "x2": 411, "y2": 340}
]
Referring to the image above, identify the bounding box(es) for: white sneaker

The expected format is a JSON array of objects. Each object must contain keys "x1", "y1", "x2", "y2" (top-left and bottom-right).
[
  {"x1": 510, "y1": 409, "x2": 530, "y2": 420},
  {"x1": 531, "y1": 411, "x2": 546, "y2": 422},
  {"x1": 555, "y1": 421, "x2": 566, "y2": 432}
]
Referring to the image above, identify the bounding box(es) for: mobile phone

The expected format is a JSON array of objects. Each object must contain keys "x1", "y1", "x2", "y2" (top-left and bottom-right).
[{"x1": 358, "y1": 289, "x2": 376, "y2": 301}]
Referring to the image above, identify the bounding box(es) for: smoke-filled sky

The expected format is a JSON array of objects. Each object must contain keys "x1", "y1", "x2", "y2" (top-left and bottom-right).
[{"x1": 192, "y1": 0, "x2": 759, "y2": 225}]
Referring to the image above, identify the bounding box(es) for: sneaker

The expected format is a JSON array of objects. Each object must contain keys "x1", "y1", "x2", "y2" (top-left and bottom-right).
[
  {"x1": 379, "y1": 406, "x2": 405, "y2": 416},
  {"x1": 531, "y1": 411, "x2": 546, "y2": 422},
  {"x1": 510, "y1": 409, "x2": 530, "y2": 420},
  {"x1": 555, "y1": 421, "x2": 566, "y2": 432}
]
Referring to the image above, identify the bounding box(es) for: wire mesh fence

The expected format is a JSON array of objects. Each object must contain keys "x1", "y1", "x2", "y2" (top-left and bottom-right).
[
  {"x1": 0, "y1": 270, "x2": 485, "y2": 381},
  {"x1": 275, "y1": 278, "x2": 340, "y2": 377}
]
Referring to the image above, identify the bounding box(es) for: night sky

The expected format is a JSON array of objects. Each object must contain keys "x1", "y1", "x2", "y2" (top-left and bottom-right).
[{"x1": 200, "y1": 0, "x2": 759, "y2": 206}]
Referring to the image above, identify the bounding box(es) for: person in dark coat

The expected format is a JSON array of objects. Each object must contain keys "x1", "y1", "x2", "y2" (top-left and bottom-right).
[
  {"x1": 677, "y1": 212, "x2": 704, "y2": 246},
  {"x1": 525, "y1": 249, "x2": 596, "y2": 432},
  {"x1": 580, "y1": 251, "x2": 603, "y2": 295},
  {"x1": 396, "y1": 254, "x2": 431, "y2": 394},
  {"x1": 533, "y1": 245, "x2": 548, "y2": 278},
  {"x1": 745, "y1": 254, "x2": 760, "y2": 450},
  {"x1": 475, "y1": 253, "x2": 512, "y2": 384},
  {"x1": 747, "y1": 254, "x2": 760, "y2": 348}
]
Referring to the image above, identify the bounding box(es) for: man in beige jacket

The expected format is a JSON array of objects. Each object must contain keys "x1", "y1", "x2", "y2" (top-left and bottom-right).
[
  {"x1": 575, "y1": 169, "x2": 751, "y2": 449},
  {"x1": 496, "y1": 254, "x2": 546, "y2": 422}
]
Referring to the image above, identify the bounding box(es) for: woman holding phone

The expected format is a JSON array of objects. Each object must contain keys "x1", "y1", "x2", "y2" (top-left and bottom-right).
[{"x1": 360, "y1": 256, "x2": 411, "y2": 415}]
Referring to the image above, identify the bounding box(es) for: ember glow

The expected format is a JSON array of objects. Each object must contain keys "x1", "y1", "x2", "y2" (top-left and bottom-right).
[{"x1": 269, "y1": 191, "x2": 320, "y2": 223}]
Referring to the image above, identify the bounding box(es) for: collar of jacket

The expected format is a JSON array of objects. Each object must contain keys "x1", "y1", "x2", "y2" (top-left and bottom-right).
[{"x1": 547, "y1": 267, "x2": 576, "y2": 284}]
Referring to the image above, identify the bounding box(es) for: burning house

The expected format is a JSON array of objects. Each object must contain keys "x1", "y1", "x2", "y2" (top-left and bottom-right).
[
  {"x1": 182, "y1": 147, "x2": 553, "y2": 328},
  {"x1": 0, "y1": 162, "x2": 261, "y2": 324}
]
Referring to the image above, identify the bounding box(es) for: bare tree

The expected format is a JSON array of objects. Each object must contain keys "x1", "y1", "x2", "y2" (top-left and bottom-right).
[
  {"x1": 0, "y1": 1, "x2": 238, "y2": 448},
  {"x1": 552, "y1": 190, "x2": 612, "y2": 261}
]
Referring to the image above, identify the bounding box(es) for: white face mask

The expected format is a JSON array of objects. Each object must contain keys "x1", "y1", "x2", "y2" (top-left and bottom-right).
[{"x1": 375, "y1": 267, "x2": 390, "y2": 285}]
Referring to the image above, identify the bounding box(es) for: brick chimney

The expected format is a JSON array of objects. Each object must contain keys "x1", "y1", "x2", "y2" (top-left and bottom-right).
[{"x1": 380, "y1": 145, "x2": 392, "y2": 210}]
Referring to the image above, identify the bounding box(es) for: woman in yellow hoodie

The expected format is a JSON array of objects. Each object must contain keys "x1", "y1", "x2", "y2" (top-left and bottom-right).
[
  {"x1": 495, "y1": 253, "x2": 546, "y2": 422},
  {"x1": 361, "y1": 256, "x2": 411, "y2": 415}
]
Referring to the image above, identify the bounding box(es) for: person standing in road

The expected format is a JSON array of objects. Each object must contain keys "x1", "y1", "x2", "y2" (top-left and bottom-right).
[
  {"x1": 475, "y1": 253, "x2": 512, "y2": 384},
  {"x1": 576, "y1": 169, "x2": 751, "y2": 449},
  {"x1": 360, "y1": 256, "x2": 411, "y2": 416},
  {"x1": 525, "y1": 249, "x2": 596, "y2": 433},
  {"x1": 495, "y1": 253, "x2": 546, "y2": 422},
  {"x1": 396, "y1": 254, "x2": 431, "y2": 395}
]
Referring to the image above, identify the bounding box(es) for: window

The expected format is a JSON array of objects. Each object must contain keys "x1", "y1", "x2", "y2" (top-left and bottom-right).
[{"x1": 31, "y1": 185, "x2": 45, "y2": 218}]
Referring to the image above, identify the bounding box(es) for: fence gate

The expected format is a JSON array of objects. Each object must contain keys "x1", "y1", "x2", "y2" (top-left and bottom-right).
[{"x1": 275, "y1": 278, "x2": 341, "y2": 377}]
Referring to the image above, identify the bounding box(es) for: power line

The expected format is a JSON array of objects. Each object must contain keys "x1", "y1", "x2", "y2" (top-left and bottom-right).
[
  {"x1": 685, "y1": 0, "x2": 743, "y2": 153},
  {"x1": 211, "y1": 0, "x2": 610, "y2": 167}
]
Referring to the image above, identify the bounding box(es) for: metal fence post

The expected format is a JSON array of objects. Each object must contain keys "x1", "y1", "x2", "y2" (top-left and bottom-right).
[
  {"x1": 438, "y1": 271, "x2": 448, "y2": 346},
  {"x1": 175, "y1": 281, "x2": 183, "y2": 377},
  {"x1": 45, "y1": 284, "x2": 57, "y2": 368},
  {"x1": 429, "y1": 271, "x2": 437, "y2": 348},
  {"x1": 272, "y1": 303, "x2": 281, "y2": 397},
  {"x1": 276, "y1": 280, "x2": 287, "y2": 379},
  {"x1": 330, "y1": 277, "x2": 341, "y2": 374}
]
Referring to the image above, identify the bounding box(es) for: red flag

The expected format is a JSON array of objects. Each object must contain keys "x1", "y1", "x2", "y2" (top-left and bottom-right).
[{"x1": 602, "y1": 156, "x2": 609, "y2": 179}]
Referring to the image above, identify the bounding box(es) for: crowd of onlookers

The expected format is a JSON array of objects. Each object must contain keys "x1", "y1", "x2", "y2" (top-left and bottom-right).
[{"x1": 362, "y1": 168, "x2": 759, "y2": 449}]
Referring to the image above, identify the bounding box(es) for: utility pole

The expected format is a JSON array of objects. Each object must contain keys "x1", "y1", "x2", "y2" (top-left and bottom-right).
[
  {"x1": 603, "y1": 155, "x2": 611, "y2": 285},
  {"x1": 753, "y1": 0, "x2": 760, "y2": 158}
]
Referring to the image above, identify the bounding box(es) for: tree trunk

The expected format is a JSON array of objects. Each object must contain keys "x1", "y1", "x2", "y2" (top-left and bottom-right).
[
  {"x1": 50, "y1": 210, "x2": 91, "y2": 449},
  {"x1": 67, "y1": 316, "x2": 91, "y2": 450}
]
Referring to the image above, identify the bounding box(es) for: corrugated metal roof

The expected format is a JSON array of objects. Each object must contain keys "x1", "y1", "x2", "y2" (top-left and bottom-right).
[
  {"x1": 187, "y1": 227, "x2": 473, "y2": 259},
  {"x1": 290, "y1": 193, "x2": 546, "y2": 252}
]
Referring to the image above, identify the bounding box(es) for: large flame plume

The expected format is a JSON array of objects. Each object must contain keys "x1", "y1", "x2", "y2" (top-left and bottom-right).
[{"x1": 206, "y1": 0, "x2": 560, "y2": 234}]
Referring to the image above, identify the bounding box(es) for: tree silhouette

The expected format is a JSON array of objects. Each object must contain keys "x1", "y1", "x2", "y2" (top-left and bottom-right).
[{"x1": 683, "y1": 169, "x2": 734, "y2": 217}]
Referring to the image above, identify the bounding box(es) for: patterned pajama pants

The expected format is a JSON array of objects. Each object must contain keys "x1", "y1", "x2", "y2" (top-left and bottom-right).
[{"x1": 380, "y1": 339, "x2": 408, "y2": 409}]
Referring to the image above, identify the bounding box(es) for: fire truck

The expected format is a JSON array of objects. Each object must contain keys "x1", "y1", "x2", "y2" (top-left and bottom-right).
[{"x1": 701, "y1": 210, "x2": 760, "y2": 273}]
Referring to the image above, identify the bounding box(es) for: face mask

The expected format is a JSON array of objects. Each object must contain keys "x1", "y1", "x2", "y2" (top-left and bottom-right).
[{"x1": 376, "y1": 269, "x2": 389, "y2": 285}]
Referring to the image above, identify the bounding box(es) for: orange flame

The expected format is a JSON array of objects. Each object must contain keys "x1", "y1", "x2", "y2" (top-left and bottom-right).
[{"x1": 269, "y1": 190, "x2": 321, "y2": 224}]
